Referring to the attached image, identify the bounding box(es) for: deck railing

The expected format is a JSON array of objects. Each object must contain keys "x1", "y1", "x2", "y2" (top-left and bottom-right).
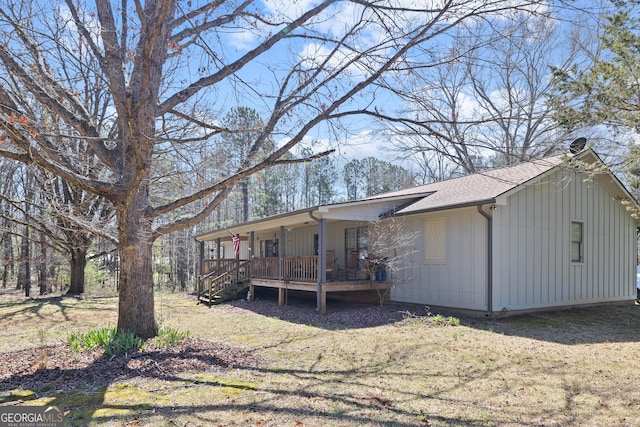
[
  {"x1": 282, "y1": 256, "x2": 318, "y2": 282},
  {"x1": 249, "y1": 256, "x2": 319, "y2": 283},
  {"x1": 201, "y1": 255, "x2": 375, "y2": 284},
  {"x1": 250, "y1": 257, "x2": 280, "y2": 279},
  {"x1": 202, "y1": 258, "x2": 243, "y2": 275}
]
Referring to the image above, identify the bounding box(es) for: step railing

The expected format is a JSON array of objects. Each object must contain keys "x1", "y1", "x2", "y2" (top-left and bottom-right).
[
  {"x1": 198, "y1": 260, "x2": 251, "y2": 303},
  {"x1": 202, "y1": 258, "x2": 244, "y2": 275}
]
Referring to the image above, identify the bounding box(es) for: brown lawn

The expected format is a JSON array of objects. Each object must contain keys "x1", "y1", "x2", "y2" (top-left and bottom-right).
[{"x1": 1, "y1": 289, "x2": 639, "y2": 426}]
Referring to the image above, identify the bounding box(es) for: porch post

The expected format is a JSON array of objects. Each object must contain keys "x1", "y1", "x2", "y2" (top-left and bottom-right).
[
  {"x1": 279, "y1": 225, "x2": 285, "y2": 279},
  {"x1": 197, "y1": 240, "x2": 204, "y2": 294},
  {"x1": 249, "y1": 231, "x2": 255, "y2": 301},
  {"x1": 317, "y1": 218, "x2": 327, "y2": 313},
  {"x1": 216, "y1": 237, "x2": 221, "y2": 265},
  {"x1": 249, "y1": 231, "x2": 254, "y2": 276}
]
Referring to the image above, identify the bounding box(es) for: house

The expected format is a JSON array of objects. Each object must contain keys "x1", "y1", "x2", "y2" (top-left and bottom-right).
[{"x1": 194, "y1": 148, "x2": 640, "y2": 315}]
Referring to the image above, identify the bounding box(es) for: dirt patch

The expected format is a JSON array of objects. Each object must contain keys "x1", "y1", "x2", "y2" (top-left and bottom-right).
[{"x1": 0, "y1": 338, "x2": 260, "y2": 395}]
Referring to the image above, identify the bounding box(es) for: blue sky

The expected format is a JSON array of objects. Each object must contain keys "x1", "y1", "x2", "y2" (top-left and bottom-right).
[{"x1": 189, "y1": 0, "x2": 615, "y2": 170}]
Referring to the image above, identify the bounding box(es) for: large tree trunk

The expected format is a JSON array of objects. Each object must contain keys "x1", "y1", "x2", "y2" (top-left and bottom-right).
[
  {"x1": 116, "y1": 185, "x2": 158, "y2": 339},
  {"x1": 18, "y1": 228, "x2": 30, "y2": 296},
  {"x1": 66, "y1": 248, "x2": 87, "y2": 295},
  {"x1": 118, "y1": 237, "x2": 157, "y2": 338},
  {"x1": 38, "y1": 232, "x2": 47, "y2": 295},
  {"x1": 1, "y1": 232, "x2": 10, "y2": 289}
]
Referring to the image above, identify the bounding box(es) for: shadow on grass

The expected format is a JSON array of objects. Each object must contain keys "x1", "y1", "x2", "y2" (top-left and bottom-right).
[
  {"x1": 0, "y1": 338, "x2": 539, "y2": 427},
  {"x1": 1, "y1": 291, "x2": 625, "y2": 426},
  {"x1": 0, "y1": 294, "x2": 116, "y2": 326},
  {"x1": 221, "y1": 287, "x2": 427, "y2": 331},
  {"x1": 467, "y1": 303, "x2": 640, "y2": 345},
  {"x1": 222, "y1": 288, "x2": 640, "y2": 345}
]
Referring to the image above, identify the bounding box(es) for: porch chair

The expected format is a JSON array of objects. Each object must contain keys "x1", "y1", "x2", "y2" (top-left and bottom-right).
[
  {"x1": 343, "y1": 250, "x2": 360, "y2": 280},
  {"x1": 325, "y1": 249, "x2": 337, "y2": 281}
]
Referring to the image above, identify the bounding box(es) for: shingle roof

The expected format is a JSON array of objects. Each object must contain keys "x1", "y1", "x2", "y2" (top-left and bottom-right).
[{"x1": 376, "y1": 154, "x2": 568, "y2": 215}]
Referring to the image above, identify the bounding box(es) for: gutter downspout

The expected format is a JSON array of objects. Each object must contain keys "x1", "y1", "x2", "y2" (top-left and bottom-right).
[{"x1": 477, "y1": 204, "x2": 493, "y2": 317}]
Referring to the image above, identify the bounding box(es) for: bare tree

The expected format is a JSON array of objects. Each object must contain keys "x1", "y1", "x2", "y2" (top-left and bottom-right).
[
  {"x1": 15, "y1": 167, "x2": 34, "y2": 296},
  {"x1": 0, "y1": 164, "x2": 116, "y2": 295},
  {"x1": 38, "y1": 173, "x2": 116, "y2": 295},
  {"x1": 379, "y1": 11, "x2": 591, "y2": 180},
  {"x1": 0, "y1": 158, "x2": 20, "y2": 288},
  {"x1": 365, "y1": 217, "x2": 419, "y2": 306},
  {"x1": 0, "y1": 0, "x2": 548, "y2": 337},
  {"x1": 343, "y1": 157, "x2": 415, "y2": 200}
]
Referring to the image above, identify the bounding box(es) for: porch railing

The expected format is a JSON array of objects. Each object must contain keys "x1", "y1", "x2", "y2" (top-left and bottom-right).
[
  {"x1": 202, "y1": 258, "x2": 243, "y2": 275},
  {"x1": 201, "y1": 255, "x2": 374, "y2": 284},
  {"x1": 251, "y1": 256, "x2": 319, "y2": 283}
]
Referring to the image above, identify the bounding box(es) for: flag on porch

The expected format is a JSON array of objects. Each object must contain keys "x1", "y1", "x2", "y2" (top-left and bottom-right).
[{"x1": 232, "y1": 234, "x2": 241, "y2": 257}]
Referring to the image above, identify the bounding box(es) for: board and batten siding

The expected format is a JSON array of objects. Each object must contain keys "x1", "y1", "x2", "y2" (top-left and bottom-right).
[
  {"x1": 492, "y1": 168, "x2": 637, "y2": 312},
  {"x1": 252, "y1": 220, "x2": 371, "y2": 268},
  {"x1": 390, "y1": 207, "x2": 487, "y2": 310}
]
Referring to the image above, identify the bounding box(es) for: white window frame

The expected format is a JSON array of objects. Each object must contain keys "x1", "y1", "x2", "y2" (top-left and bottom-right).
[{"x1": 570, "y1": 220, "x2": 584, "y2": 263}]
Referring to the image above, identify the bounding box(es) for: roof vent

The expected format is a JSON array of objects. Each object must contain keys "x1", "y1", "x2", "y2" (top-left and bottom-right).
[{"x1": 569, "y1": 137, "x2": 586, "y2": 154}]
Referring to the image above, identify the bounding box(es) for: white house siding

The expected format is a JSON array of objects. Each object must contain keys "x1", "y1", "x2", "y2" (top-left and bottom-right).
[
  {"x1": 390, "y1": 207, "x2": 488, "y2": 310},
  {"x1": 492, "y1": 168, "x2": 637, "y2": 312},
  {"x1": 253, "y1": 220, "x2": 371, "y2": 268},
  {"x1": 254, "y1": 227, "x2": 317, "y2": 258}
]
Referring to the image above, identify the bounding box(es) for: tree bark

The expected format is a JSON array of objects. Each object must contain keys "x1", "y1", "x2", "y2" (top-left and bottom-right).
[
  {"x1": 242, "y1": 179, "x2": 249, "y2": 222},
  {"x1": 18, "y1": 229, "x2": 30, "y2": 296},
  {"x1": 118, "y1": 236, "x2": 157, "y2": 338},
  {"x1": 1, "y1": 232, "x2": 10, "y2": 289},
  {"x1": 38, "y1": 232, "x2": 47, "y2": 295},
  {"x1": 116, "y1": 183, "x2": 158, "y2": 338},
  {"x1": 66, "y1": 248, "x2": 87, "y2": 295}
]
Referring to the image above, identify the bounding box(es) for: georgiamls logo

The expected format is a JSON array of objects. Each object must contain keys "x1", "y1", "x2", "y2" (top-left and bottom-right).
[{"x1": 0, "y1": 405, "x2": 64, "y2": 426}]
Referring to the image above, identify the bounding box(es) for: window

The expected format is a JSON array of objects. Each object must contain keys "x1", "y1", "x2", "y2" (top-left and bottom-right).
[
  {"x1": 425, "y1": 218, "x2": 446, "y2": 262},
  {"x1": 344, "y1": 226, "x2": 368, "y2": 264},
  {"x1": 262, "y1": 239, "x2": 279, "y2": 257},
  {"x1": 571, "y1": 221, "x2": 583, "y2": 263}
]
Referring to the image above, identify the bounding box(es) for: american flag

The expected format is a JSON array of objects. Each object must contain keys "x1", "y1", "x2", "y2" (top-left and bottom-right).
[{"x1": 232, "y1": 234, "x2": 241, "y2": 257}]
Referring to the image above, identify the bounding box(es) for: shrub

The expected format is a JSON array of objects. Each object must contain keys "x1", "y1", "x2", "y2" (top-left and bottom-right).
[
  {"x1": 67, "y1": 326, "x2": 117, "y2": 351},
  {"x1": 155, "y1": 327, "x2": 190, "y2": 349},
  {"x1": 431, "y1": 314, "x2": 460, "y2": 327},
  {"x1": 106, "y1": 330, "x2": 144, "y2": 358},
  {"x1": 67, "y1": 326, "x2": 143, "y2": 358}
]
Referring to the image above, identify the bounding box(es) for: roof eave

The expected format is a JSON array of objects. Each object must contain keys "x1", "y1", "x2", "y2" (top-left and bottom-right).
[{"x1": 392, "y1": 199, "x2": 498, "y2": 217}]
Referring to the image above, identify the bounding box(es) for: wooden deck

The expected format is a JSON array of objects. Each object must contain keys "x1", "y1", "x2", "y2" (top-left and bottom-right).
[
  {"x1": 249, "y1": 278, "x2": 390, "y2": 313},
  {"x1": 200, "y1": 256, "x2": 390, "y2": 313}
]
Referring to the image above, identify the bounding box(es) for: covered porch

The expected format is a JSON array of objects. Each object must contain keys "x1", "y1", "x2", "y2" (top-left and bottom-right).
[
  {"x1": 198, "y1": 255, "x2": 390, "y2": 313},
  {"x1": 195, "y1": 196, "x2": 424, "y2": 313}
]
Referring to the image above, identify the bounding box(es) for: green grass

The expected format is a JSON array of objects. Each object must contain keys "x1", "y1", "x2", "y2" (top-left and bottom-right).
[{"x1": 430, "y1": 313, "x2": 461, "y2": 326}]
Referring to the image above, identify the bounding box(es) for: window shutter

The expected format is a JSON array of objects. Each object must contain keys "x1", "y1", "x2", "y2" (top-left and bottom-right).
[{"x1": 425, "y1": 218, "x2": 446, "y2": 261}]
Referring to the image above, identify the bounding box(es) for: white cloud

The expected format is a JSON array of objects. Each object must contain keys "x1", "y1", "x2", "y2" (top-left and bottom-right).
[
  {"x1": 333, "y1": 131, "x2": 390, "y2": 162},
  {"x1": 261, "y1": 0, "x2": 321, "y2": 21},
  {"x1": 58, "y1": 5, "x2": 103, "y2": 50}
]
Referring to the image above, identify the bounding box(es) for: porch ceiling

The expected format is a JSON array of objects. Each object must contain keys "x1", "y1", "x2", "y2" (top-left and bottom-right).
[
  {"x1": 195, "y1": 211, "x2": 315, "y2": 242},
  {"x1": 194, "y1": 193, "x2": 428, "y2": 242}
]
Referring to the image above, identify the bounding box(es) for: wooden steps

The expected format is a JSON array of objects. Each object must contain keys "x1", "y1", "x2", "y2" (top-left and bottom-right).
[{"x1": 197, "y1": 260, "x2": 251, "y2": 305}]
